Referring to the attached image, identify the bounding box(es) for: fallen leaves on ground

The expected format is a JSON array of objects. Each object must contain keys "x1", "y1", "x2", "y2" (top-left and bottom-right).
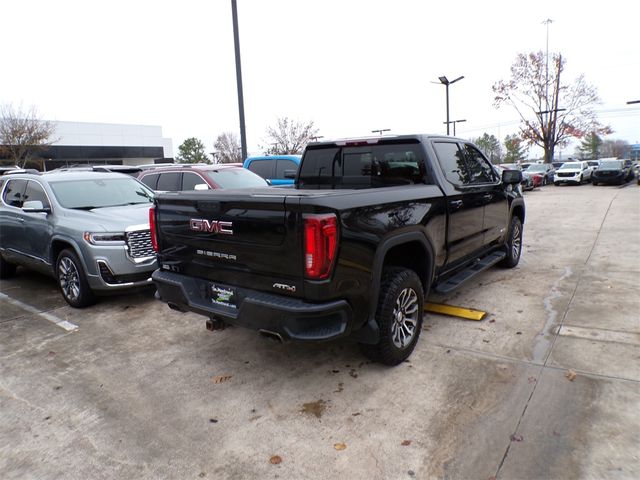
[
  {"x1": 401, "y1": 440, "x2": 412, "y2": 446},
  {"x1": 334, "y1": 443, "x2": 347, "y2": 450},
  {"x1": 212, "y1": 375, "x2": 233, "y2": 384},
  {"x1": 510, "y1": 434, "x2": 523, "y2": 442},
  {"x1": 269, "y1": 455, "x2": 282, "y2": 465},
  {"x1": 565, "y1": 370, "x2": 577, "y2": 381}
]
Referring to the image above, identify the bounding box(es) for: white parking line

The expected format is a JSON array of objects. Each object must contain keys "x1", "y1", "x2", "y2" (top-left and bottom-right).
[{"x1": 0, "y1": 292, "x2": 78, "y2": 331}]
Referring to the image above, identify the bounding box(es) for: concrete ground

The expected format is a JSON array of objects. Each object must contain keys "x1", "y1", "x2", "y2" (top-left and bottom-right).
[{"x1": 1, "y1": 183, "x2": 638, "y2": 480}]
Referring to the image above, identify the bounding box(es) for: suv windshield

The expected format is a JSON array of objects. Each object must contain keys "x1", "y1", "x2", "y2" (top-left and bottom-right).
[
  {"x1": 205, "y1": 169, "x2": 268, "y2": 189},
  {"x1": 49, "y1": 177, "x2": 154, "y2": 209},
  {"x1": 559, "y1": 162, "x2": 581, "y2": 169},
  {"x1": 599, "y1": 160, "x2": 623, "y2": 169}
]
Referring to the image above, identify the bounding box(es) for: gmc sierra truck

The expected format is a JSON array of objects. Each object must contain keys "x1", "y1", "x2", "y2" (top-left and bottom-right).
[{"x1": 151, "y1": 134, "x2": 524, "y2": 365}]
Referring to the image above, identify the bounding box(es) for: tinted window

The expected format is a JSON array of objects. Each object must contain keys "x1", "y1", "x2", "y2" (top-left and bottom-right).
[
  {"x1": 275, "y1": 159, "x2": 299, "y2": 178},
  {"x1": 433, "y1": 142, "x2": 470, "y2": 186},
  {"x1": 182, "y1": 172, "x2": 208, "y2": 190},
  {"x1": 24, "y1": 181, "x2": 51, "y2": 209},
  {"x1": 464, "y1": 144, "x2": 497, "y2": 184},
  {"x1": 205, "y1": 169, "x2": 269, "y2": 189},
  {"x1": 2, "y1": 179, "x2": 28, "y2": 207},
  {"x1": 140, "y1": 173, "x2": 159, "y2": 189},
  {"x1": 248, "y1": 160, "x2": 274, "y2": 179},
  {"x1": 299, "y1": 144, "x2": 428, "y2": 189},
  {"x1": 156, "y1": 172, "x2": 181, "y2": 191}
]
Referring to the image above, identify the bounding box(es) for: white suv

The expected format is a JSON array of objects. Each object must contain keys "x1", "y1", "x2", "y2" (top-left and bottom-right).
[{"x1": 554, "y1": 161, "x2": 592, "y2": 185}]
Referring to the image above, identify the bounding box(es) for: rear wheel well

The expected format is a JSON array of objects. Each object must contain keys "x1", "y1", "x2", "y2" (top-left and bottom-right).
[{"x1": 382, "y1": 241, "x2": 431, "y2": 294}]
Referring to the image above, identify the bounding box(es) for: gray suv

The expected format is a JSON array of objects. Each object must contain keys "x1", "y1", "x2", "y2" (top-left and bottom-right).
[{"x1": 0, "y1": 171, "x2": 157, "y2": 307}]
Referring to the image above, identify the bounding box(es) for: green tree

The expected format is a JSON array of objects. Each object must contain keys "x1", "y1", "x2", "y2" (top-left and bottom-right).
[
  {"x1": 176, "y1": 137, "x2": 209, "y2": 164},
  {"x1": 579, "y1": 132, "x2": 602, "y2": 159},
  {"x1": 262, "y1": 117, "x2": 318, "y2": 155},
  {"x1": 0, "y1": 103, "x2": 57, "y2": 168},
  {"x1": 473, "y1": 133, "x2": 503, "y2": 164},
  {"x1": 213, "y1": 132, "x2": 242, "y2": 164},
  {"x1": 493, "y1": 52, "x2": 611, "y2": 163},
  {"x1": 503, "y1": 134, "x2": 528, "y2": 163}
]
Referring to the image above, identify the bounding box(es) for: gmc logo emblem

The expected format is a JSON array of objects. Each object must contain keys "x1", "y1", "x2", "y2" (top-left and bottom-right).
[{"x1": 189, "y1": 219, "x2": 233, "y2": 235}]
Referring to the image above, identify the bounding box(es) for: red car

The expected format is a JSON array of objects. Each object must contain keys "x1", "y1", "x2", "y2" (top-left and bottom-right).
[{"x1": 137, "y1": 163, "x2": 269, "y2": 192}]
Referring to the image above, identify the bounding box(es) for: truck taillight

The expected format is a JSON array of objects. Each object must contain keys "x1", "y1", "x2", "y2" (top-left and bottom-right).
[
  {"x1": 149, "y1": 207, "x2": 158, "y2": 252},
  {"x1": 304, "y1": 214, "x2": 338, "y2": 279}
]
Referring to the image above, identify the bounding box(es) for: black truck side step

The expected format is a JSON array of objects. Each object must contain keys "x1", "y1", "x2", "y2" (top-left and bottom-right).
[{"x1": 433, "y1": 251, "x2": 506, "y2": 294}]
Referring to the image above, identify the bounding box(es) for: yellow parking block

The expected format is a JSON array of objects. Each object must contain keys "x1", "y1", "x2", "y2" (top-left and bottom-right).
[{"x1": 424, "y1": 302, "x2": 487, "y2": 321}]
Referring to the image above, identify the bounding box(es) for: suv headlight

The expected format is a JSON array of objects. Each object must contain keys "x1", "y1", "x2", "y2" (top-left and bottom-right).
[{"x1": 83, "y1": 232, "x2": 126, "y2": 245}]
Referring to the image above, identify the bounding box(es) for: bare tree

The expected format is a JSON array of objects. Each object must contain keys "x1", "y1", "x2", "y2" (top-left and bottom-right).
[
  {"x1": 0, "y1": 104, "x2": 57, "y2": 167},
  {"x1": 493, "y1": 52, "x2": 611, "y2": 163},
  {"x1": 262, "y1": 117, "x2": 318, "y2": 155},
  {"x1": 213, "y1": 132, "x2": 242, "y2": 163}
]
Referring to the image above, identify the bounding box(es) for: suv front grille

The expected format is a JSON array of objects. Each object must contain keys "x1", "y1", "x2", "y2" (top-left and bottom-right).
[{"x1": 126, "y1": 229, "x2": 155, "y2": 258}]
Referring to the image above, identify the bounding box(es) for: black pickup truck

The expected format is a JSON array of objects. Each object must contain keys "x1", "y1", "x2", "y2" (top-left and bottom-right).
[{"x1": 151, "y1": 134, "x2": 524, "y2": 365}]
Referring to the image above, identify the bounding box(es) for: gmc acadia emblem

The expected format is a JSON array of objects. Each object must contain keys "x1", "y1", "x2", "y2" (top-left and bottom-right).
[{"x1": 189, "y1": 219, "x2": 233, "y2": 235}]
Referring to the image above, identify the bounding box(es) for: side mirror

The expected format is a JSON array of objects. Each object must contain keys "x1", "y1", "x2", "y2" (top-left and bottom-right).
[
  {"x1": 23, "y1": 200, "x2": 51, "y2": 213},
  {"x1": 265, "y1": 179, "x2": 272, "y2": 186},
  {"x1": 194, "y1": 184, "x2": 209, "y2": 191},
  {"x1": 283, "y1": 169, "x2": 297, "y2": 179},
  {"x1": 502, "y1": 169, "x2": 523, "y2": 185}
]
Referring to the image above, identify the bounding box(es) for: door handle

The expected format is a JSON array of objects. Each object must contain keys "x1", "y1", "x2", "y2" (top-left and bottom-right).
[
  {"x1": 449, "y1": 200, "x2": 463, "y2": 209},
  {"x1": 17, "y1": 217, "x2": 25, "y2": 223},
  {"x1": 483, "y1": 194, "x2": 493, "y2": 201}
]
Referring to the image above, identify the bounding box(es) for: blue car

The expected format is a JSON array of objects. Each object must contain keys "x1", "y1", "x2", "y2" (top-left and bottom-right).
[{"x1": 243, "y1": 155, "x2": 301, "y2": 186}]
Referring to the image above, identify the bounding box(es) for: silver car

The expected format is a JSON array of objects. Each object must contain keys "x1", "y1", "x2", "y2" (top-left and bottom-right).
[{"x1": 0, "y1": 171, "x2": 157, "y2": 307}]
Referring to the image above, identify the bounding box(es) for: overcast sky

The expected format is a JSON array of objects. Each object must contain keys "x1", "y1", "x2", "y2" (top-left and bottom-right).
[{"x1": 3, "y1": 0, "x2": 639, "y2": 159}]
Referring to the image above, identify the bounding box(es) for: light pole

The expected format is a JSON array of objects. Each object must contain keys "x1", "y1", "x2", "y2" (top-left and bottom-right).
[
  {"x1": 309, "y1": 135, "x2": 324, "y2": 142},
  {"x1": 627, "y1": 100, "x2": 640, "y2": 105},
  {"x1": 438, "y1": 75, "x2": 464, "y2": 135},
  {"x1": 371, "y1": 129, "x2": 390, "y2": 136},
  {"x1": 442, "y1": 119, "x2": 466, "y2": 136},
  {"x1": 231, "y1": 0, "x2": 247, "y2": 161}
]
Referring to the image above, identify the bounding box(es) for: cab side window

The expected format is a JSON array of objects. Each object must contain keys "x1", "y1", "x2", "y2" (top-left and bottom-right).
[
  {"x1": 2, "y1": 179, "x2": 28, "y2": 207},
  {"x1": 463, "y1": 144, "x2": 497, "y2": 184},
  {"x1": 433, "y1": 142, "x2": 471, "y2": 186},
  {"x1": 23, "y1": 181, "x2": 51, "y2": 209},
  {"x1": 248, "y1": 160, "x2": 274, "y2": 179},
  {"x1": 140, "y1": 173, "x2": 159, "y2": 190}
]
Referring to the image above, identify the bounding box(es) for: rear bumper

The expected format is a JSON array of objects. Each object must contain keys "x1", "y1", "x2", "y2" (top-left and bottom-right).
[{"x1": 152, "y1": 269, "x2": 353, "y2": 342}]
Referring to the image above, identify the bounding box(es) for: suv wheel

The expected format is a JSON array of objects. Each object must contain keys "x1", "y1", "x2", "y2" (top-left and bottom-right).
[
  {"x1": 0, "y1": 253, "x2": 17, "y2": 279},
  {"x1": 499, "y1": 216, "x2": 523, "y2": 268},
  {"x1": 360, "y1": 267, "x2": 424, "y2": 366},
  {"x1": 56, "y1": 249, "x2": 96, "y2": 308}
]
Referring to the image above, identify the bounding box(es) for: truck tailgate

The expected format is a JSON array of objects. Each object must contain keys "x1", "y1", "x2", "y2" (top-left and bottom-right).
[{"x1": 155, "y1": 189, "x2": 304, "y2": 296}]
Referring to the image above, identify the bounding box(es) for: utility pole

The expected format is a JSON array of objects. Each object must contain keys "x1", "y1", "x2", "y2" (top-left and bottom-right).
[
  {"x1": 542, "y1": 19, "x2": 553, "y2": 113},
  {"x1": 231, "y1": 0, "x2": 248, "y2": 161}
]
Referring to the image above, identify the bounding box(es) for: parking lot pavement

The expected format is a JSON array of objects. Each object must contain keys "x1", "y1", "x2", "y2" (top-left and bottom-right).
[{"x1": 1, "y1": 183, "x2": 639, "y2": 479}]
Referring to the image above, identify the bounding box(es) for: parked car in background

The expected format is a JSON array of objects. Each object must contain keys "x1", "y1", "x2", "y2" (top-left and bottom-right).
[
  {"x1": 499, "y1": 163, "x2": 538, "y2": 191},
  {"x1": 552, "y1": 161, "x2": 565, "y2": 170},
  {"x1": 520, "y1": 162, "x2": 533, "y2": 170},
  {"x1": 554, "y1": 161, "x2": 593, "y2": 185},
  {"x1": 243, "y1": 155, "x2": 302, "y2": 186},
  {"x1": 592, "y1": 159, "x2": 634, "y2": 185},
  {"x1": 525, "y1": 163, "x2": 555, "y2": 185},
  {"x1": 0, "y1": 171, "x2": 157, "y2": 307},
  {"x1": 138, "y1": 163, "x2": 269, "y2": 192}
]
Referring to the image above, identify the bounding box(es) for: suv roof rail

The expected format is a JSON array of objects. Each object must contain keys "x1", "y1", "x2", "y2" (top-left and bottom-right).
[{"x1": 4, "y1": 168, "x2": 41, "y2": 175}]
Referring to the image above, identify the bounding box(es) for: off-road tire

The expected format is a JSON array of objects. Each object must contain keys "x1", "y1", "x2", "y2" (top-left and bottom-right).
[
  {"x1": 0, "y1": 253, "x2": 17, "y2": 279},
  {"x1": 56, "y1": 249, "x2": 96, "y2": 308},
  {"x1": 498, "y1": 216, "x2": 523, "y2": 268},
  {"x1": 360, "y1": 267, "x2": 424, "y2": 366}
]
